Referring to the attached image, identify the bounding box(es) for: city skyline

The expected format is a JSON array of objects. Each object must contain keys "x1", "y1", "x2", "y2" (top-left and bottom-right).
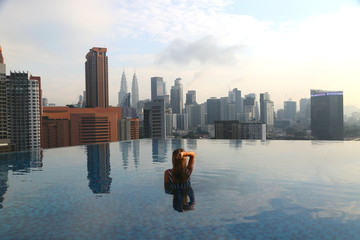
[{"x1": 0, "y1": 0, "x2": 359, "y2": 110}]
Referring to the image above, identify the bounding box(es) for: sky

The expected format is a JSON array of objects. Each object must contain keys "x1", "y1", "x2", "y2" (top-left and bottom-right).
[{"x1": 0, "y1": 0, "x2": 359, "y2": 111}]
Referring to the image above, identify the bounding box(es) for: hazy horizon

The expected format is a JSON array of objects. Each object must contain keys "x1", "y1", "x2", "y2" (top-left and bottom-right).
[{"x1": 0, "y1": 0, "x2": 359, "y2": 110}]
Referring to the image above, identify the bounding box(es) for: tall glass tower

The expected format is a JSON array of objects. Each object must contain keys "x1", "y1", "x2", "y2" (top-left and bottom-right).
[
  {"x1": 311, "y1": 90, "x2": 343, "y2": 140},
  {"x1": 131, "y1": 71, "x2": 139, "y2": 109},
  {"x1": 118, "y1": 70, "x2": 128, "y2": 107}
]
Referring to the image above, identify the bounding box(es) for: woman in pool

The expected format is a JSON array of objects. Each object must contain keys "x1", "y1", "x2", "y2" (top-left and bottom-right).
[{"x1": 164, "y1": 149, "x2": 195, "y2": 212}]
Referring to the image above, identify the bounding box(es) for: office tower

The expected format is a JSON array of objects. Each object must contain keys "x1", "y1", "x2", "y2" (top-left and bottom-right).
[
  {"x1": 240, "y1": 123, "x2": 266, "y2": 140},
  {"x1": 118, "y1": 70, "x2": 128, "y2": 107},
  {"x1": 151, "y1": 98, "x2": 166, "y2": 138},
  {"x1": 85, "y1": 47, "x2": 108, "y2": 108},
  {"x1": 131, "y1": 71, "x2": 139, "y2": 109},
  {"x1": 260, "y1": 92, "x2": 274, "y2": 133},
  {"x1": 244, "y1": 95, "x2": 256, "y2": 121},
  {"x1": 299, "y1": 98, "x2": 311, "y2": 128},
  {"x1": 284, "y1": 100, "x2": 297, "y2": 121},
  {"x1": 186, "y1": 90, "x2": 196, "y2": 105},
  {"x1": 229, "y1": 88, "x2": 242, "y2": 115},
  {"x1": 0, "y1": 46, "x2": 4, "y2": 64},
  {"x1": 151, "y1": 77, "x2": 165, "y2": 101},
  {"x1": 207, "y1": 98, "x2": 221, "y2": 125},
  {"x1": 311, "y1": 90, "x2": 343, "y2": 140},
  {"x1": 86, "y1": 143, "x2": 111, "y2": 194},
  {"x1": 260, "y1": 93, "x2": 269, "y2": 123},
  {"x1": 82, "y1": 91, "x2": 86, "y2": 108},
  {"x1": 188, "y1": 103, "x2": 204, "y2": 131},
  {"x1": 7, "y1": 72, "x2": 41, "y2": 151},
  {"x1": 170, "y1": 78, "x2": 183, "y2": 114}
]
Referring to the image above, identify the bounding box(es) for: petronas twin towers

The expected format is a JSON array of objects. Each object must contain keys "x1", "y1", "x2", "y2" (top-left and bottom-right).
[{"x1": 118, "y1": 69, "x2": 139, "y2": 109}]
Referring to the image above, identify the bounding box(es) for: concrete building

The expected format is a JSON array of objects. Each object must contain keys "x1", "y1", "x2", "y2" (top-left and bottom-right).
[
  {"x1": 41, "y1": 107, "x2": 131, "y2": 148},
  {"x1": 7, "y1": 72, "x2": 42, "y2": 151},
  {"x1": 85, "y1": 47, "x2": 108, "y2": 108},
  {"x1": 170, "y1": 78, "x2": 183, "y2": 114},
  {"x1": 311, "y1": 89, "x2": 343, "y2": 140},
  {"x1": 118, "y1": 118, "x2": 139, "y2": 141}
]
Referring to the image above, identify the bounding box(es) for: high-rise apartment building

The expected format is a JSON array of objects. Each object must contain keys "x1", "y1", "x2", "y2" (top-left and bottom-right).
[
  {"x1": 118, "y1": 70, "x2": 128, "y2": 107},
  {"x1": 0, "y1": 52, "x2": 7, "y2": 143},
  {"x1": 170, "y1": 78, "x2": 183, "y2": 114},
  {"x1": 131, "y1": 71, "x2": 139, "y2": 109},
  {"x1": 311, "y1": 90, "x2": 343, "y2": 140},
  {"x1": 7, "y1": 72, "x2": 41, "y2": 151},
  {"x1": 151, "y1": 77, "x2": 165, "y2": 101},
  {"x1": 85, "y1": 47, "x2": 108, "y2": 108}
]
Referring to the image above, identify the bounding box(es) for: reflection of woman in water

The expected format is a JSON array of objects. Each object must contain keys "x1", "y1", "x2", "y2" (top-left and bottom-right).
[{"x1": 164, "y1": 149, "x2": 195, "y2": 212}]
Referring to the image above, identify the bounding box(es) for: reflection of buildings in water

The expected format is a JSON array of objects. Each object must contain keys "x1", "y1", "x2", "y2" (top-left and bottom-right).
[
  {"x1": 87, "y1": 144, "x2": 111, "y2": 194},
  {"x1": 120, "y1": 141, "x2": 131, "y2": 170},
  {"x1": 171, "y1": 138, "x2": 184, "y2": 151},
  {"x1": 186, "y1": 139, "x2": 197, "y2": 150},
  {"x1": 0, "y1": 150, "x2": 43, "y2": 208},
  {"x1": 229, "y1": 139, "x2": 242, "y2": 150},
  {"x1": 132, "y1": 140, "x2": 140, "y2": 168},
  {"x1": 0, "y1": 162, "x2": 8, "y2": 209},
  {"x1": 152, "y1": 139, "x2": 168, "y2": 163}
]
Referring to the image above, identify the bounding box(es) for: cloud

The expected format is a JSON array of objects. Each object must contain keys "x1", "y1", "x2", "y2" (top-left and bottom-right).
[{"x1": 157, "y1": 36, "x2": 242, "y2": 65}]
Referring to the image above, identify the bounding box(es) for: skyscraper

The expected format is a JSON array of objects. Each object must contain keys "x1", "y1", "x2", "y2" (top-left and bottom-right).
[
  {"x1": 151, "y1": 77, "x2": 165, "y2": 101},
  {"x1": 0, "y1": 48, "x2": 7, "y2": 143},
  {"x1": 207, "y1": 98, "x2": 221, "y2": 124},
  {"x1": 7, "y1": 72, "x2": 41, "y2": 151},
  {"x1": 260, "y1": 92, "x2": 274, "y2": 133},
  {"x1": 170, "y1": 78, "x2": 183, "y2": 114},
  {"x1": 311, "y1": 89, "x2": 343, "y2": 140},
  {"x1": 186, "y1": 90, "x2": 196, "y2": 105},
  {"x1": 118, "y1": 70, "x2": 128, "y2": 107},
  {"x1": 284, "y1": 100, "x2": 297, "y2": 121},
  {"x1": 85, "y1": 47, "x2": 108, "y2": 108},
  {"x1": 131, "y1": 71, "x2": 139, "y2": 109},
  {"x1": 0, "y1": 46, "x2": 4, "y2": 64},
  {"x1": 229, "y1": 88, "x2": 242, "y2": 115}
]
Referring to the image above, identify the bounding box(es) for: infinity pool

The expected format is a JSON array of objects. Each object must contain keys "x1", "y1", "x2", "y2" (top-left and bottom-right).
[{"x1": 1, "y1": 139, "x2": 360, "y2": 239}]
